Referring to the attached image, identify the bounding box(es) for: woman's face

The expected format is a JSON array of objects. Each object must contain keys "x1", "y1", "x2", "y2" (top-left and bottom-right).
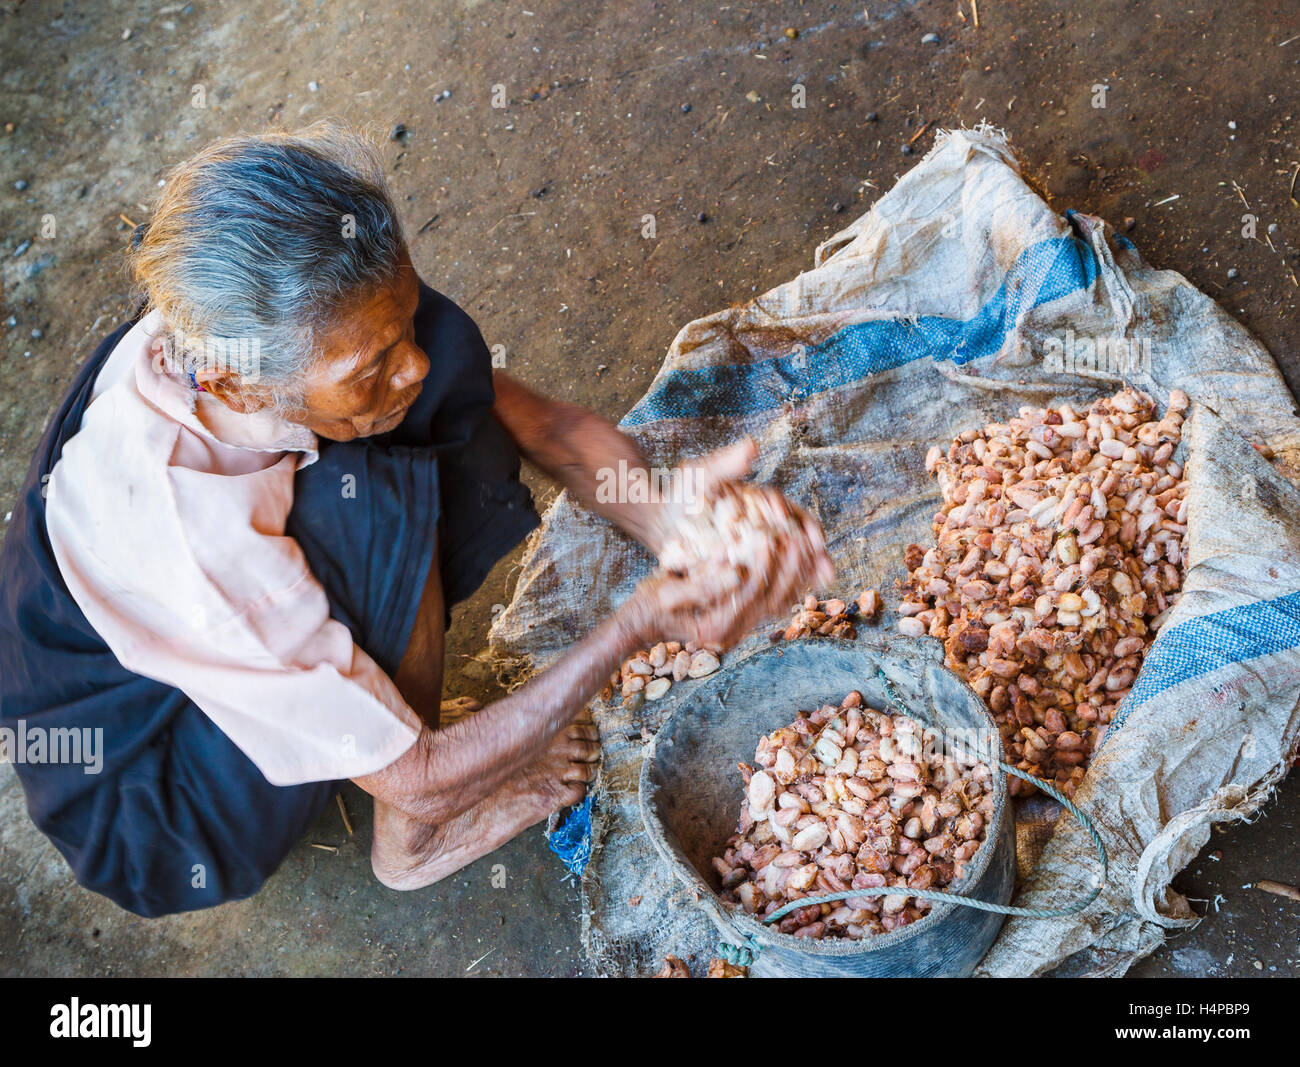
[
  {"x1": 197, "y1": 255, "x2": 429, "y2": 442},
  {"x1": 294, "y1": 257, "x2": 428, "y2": 441}
]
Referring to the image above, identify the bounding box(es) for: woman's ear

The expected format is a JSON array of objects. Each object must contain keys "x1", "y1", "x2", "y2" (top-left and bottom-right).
[{"x1": 196, "y1": 369, "x2": 272, "y2": 413}]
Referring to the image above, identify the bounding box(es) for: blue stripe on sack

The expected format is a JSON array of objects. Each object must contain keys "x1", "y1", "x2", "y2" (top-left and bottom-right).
[
  {"x1": 1105, "y1": 589, "x2": 1300, "y2": 739},
  {"x1": 621, "y1": 234, "x2": 1100, "y2": 427}
]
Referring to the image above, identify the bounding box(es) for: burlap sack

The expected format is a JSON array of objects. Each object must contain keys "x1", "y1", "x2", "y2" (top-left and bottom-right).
[{"x1": 489, "y1": 127, "x2": 1300, "y2": 976}]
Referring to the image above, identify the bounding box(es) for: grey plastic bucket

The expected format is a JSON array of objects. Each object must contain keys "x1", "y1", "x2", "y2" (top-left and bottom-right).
[{"x1": 638, "y1": 636, "x2": 1015, "y2": 977}]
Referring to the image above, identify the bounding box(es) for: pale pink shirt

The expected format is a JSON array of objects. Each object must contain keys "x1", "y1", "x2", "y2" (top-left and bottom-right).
[{"x1": 45, "y1": 312, "x2": 422, "y2": 786}]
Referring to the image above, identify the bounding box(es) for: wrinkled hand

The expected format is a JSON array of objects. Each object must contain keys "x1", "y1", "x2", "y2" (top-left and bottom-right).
[
  {"x1": 626, "y1": 468, "x2": 835, "y2": 651},
  {"x1": 622, "y1": 567, "x2": 746, "y2": 651},
  {"x1": 721, "y1": 484, "x2": 835, "y2": 642}
]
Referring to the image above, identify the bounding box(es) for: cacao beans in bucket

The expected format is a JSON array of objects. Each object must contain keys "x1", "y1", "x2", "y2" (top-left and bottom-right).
[{"x1": 638, "y1": 636, "x2": 1015, "y2": 977}]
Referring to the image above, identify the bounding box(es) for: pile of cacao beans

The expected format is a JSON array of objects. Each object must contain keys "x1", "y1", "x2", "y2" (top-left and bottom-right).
[
  {"x1": 776, "y1": 594, "x2": 859, "y2": 642},
  {"x1": 771, "y1": 589, "x2": 882, "y2": 643},
  {"x1": 611, "y1": 641, "x2": 721, "y2": 707},
  {"x1": 651, "y1": 956, "x2": 747, "y2": 978},
  {"x1": 715, "y1": 690, "x2": 993, "y2": 940},
  {"x1": 898, "y1": 387, "x2": 1189, "y2": 797}
]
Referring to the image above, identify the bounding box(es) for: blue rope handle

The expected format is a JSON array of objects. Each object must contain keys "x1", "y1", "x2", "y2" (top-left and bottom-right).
[
  {"x1": 716, "y1": 937, "x2": 759, "y2": 967},
  {"x1": 751, "y1": 670, "x2": 1108, "y2": 930}
]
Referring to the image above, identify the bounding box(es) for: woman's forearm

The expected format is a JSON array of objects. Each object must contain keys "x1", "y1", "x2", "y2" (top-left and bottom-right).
[
  {"x1": 491, "y1": 371, "x2": 672, "y2": 553},
  {"x1": 356, "y1": 601, "x2": 647, "y2": 824}
]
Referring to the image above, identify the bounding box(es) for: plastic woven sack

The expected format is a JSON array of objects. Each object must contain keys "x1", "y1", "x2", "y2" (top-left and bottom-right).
[{"x1": 489, "y1": 126, "x2": 1300, "y2": 977}]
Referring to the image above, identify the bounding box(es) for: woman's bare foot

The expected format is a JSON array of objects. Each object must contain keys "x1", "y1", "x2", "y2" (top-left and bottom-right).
[{"x1": 370, "y1": 709, "x2": 601, "y2": 891}]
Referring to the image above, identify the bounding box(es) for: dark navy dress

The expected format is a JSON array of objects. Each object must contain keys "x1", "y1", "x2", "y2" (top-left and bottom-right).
[{"x1": 0, "y1": 283, "x2": 539, "y2": 917}]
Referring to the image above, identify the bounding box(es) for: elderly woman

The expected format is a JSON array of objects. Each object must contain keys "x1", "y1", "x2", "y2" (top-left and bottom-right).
[{"x1": 0, "y1": 123, "x2": 826, "y2": 916}]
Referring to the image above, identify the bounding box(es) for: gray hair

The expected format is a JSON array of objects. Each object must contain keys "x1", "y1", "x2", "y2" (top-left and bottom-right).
[{"x1": 128, "y1": 121, "x2": 405, "y2": 410}]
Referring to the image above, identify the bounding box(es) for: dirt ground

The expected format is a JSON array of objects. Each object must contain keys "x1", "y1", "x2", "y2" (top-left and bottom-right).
[{"x1": 1, "y1": 0, "x2": 1297, "y2": 977}]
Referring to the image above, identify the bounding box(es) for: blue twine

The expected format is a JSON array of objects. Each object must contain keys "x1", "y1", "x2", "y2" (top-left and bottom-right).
[{"x1": 547, "y1": 796, "x2": 593, "y2": 875}]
